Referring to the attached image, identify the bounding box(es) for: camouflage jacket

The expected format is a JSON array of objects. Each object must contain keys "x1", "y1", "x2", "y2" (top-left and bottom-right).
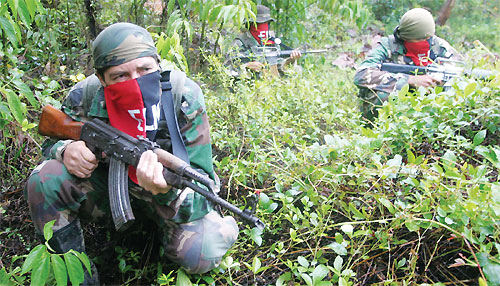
[
  {"x1": 354, "y1": 35, "x2": 461, "y2": 95},
  {"x1": 42, "y1": 72, "x2": 217, "y2": 222}
]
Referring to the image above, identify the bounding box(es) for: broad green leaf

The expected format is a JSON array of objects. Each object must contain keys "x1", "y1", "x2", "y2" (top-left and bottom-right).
[
  {"x1": 326, "y1": 242, "x2": 347, "y2": 255},
  {"x1": 431, "y1": 162, "x2": 444, "y2": 175},
  {"x1": 51, "y1": 254, "x2": 67, "y2": 286},
  {"x1": 0, "y1": 267, "x2": 15, "y2": 286},
  {"x1": 208, "y1": 6, "x2": 222, "y2": 22},
  {"x1": 25, "y1": 0, "x2": 37, "y2": 18},
  {"x1": 250, "y1": 227, "x2": 262, "y2": 246},
  {"x1": 200, "y1": 2, "x2": 211, "y2": 22},
  {"x1": 7, "y1": 0, "x2": 18, "y2": 20},
  {"x1": 118, "y1": 259, "x2": 126, "y2": 273},
  {"x1": 252, "y1": 256, "x2": 261, "y2": 273},
  {"x1": 17, "y1": 0, "x2": 32, "y2": 26},
  {"x1": 259, "y1": 192, "x2": 270, "y2": 206},
  {"x1": 442, "y1": 150, "x2": 457, "y2": 164},
  {"x1": 477, "y1": 253, "x2": 500, "y2": 284},
  {"x1": 0, "y1": 16, "x2": 19, "y2": 47},
  {"x1": 324, "y1": 134, "x2": 334, "y2": 145},
  {"x1": 473, "y1": 130, "x2": 486, "y2": 147},
  {"x1": 64, "y1": 253, "x2": 84, "y2": 286},
  {"x1": 43, "y1": 220, "x2": 55, "y2": 241},
  {"x1": 73, "y1": 250, "x2": 91, "y2": 275},
  {"x1": 492, "y1": 184, "x2": 500, "y2": 203},
  {"x1": 405, "y1": 219, "x2": 420, "y2": 232},
  {"x1": 378, "y1": 197, "x2": 395, "y2": 214},
  {"x1": 463, "y1": 82, "x2": 477, "y2": 97},
  {"x1": 2, "y1": 88, "x2": 25, "y2": 124},
  {"x1": 386, "y1": 154, "x2": 402, "y2": 167},
  {"x1": 311, "y1": 264, "x2": 329, "y2": 282},
  {"x1": 13, "y1": 79, "x2": 38, "y2": 108},
  {"x1": 397, "y1": 258, "x2": 406, "y2": 268},
  {"x1": 30, "y1": 254, "x2": 50, "y2": 286},
  {"x1": 276, "y1": 272, "x2": 292, "y2": 286},
  {"x1": 407, "y1": 149, "x2": 415, "y2": 164},
  {"x1": 334, "y1": 255, "x2": 343, "y2": 271},
  {"x1": 444, "y1": 217, "x2": 455, "y2": 225},
  {"x1": 166, "y1": 0, "x2": 175, "y2": 15},
  {"x1": 299, "y1": 273, "x2": 313, "y2": 286},
  {"x1": 340, "y1": 224, "x2": 353, "y2": 236},
  {"x1": 398, "y1": 84, "x2": 410, "y2": 97},
  {"x1": 297, "y1": 256, "x2": 309, "y2": 267},
  {"x1": 22, "y1": 244, "x2": 46, "y2": 274},
  {"x1": 349, "y1": 203, "x2": 365, "y2": 220},
  {"x1": 176, "y1": 269, "x2": 192, "y2": 286}
]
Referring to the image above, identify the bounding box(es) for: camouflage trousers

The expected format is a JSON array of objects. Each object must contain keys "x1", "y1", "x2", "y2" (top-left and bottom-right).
[
  {"x1": 25, "y1": 159, "x2": 239, "y2": 274},
  {"x1": 358, "y1": 88, "x2": 390, "y2": 122}
]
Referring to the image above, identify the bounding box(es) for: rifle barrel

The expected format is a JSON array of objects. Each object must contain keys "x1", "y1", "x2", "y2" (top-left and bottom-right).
[
  {"x1": 380, "y1": 63, "x2": 427, "y2": 75},
  {"x1": 279, "y1": 49, "x2": 328, "y2": 56}
]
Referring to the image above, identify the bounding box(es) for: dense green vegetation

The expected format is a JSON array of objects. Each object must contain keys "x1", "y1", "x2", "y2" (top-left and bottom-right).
[{"x1": 1, "y1": 0, "x2": 500, "y2": 285}]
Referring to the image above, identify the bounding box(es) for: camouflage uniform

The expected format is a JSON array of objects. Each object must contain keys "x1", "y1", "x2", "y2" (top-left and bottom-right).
[
  {"x1": 353, "y1": 35, "x2": 460, "y2": 120},
  {"x1": 227, "y1": 31, "x2": 296, "y2": 77},
  {"x1": 25, "y1": 23, "x2": 238, "y2": 277},
  {"x1": 226, "y1": 5, "x2": 296, "y2": 77}
]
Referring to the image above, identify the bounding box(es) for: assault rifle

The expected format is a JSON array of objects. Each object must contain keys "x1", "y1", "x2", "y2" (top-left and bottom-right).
[
  {"x1": 380, "y1": 58, "x2": 495, "y2": 83},
  {"x1": 38, "y1": 105, "x2": 265, "y2": 231},
  {"x1": 233, "y1": 46, "x2": 328, "y2": 65}
]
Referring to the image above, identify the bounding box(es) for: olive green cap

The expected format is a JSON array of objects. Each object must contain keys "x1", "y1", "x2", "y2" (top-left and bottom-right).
[
  {"x1": 255, "y1": 5, "x2": 274, "y2": 23},
  {"x1": 92, "y1": 22, "x2": 159, "y2": 70},
  {"x1": 398, "y1": 8, "x2": 435, "y2": 41}
]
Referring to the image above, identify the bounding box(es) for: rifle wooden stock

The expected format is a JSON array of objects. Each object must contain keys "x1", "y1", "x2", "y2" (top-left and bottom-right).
[{"x1": 38, "y1": 105, "x2": 83, "y2": 140}]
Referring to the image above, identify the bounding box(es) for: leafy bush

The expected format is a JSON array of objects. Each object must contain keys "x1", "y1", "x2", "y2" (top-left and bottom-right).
[{"x1": 0, "y1": 221, "x2": 92, "y2": 286}]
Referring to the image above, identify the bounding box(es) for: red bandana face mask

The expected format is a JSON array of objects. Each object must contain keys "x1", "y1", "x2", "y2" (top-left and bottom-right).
[
  {"x1": 104, "y1": 70, "x2": 162, "y2": 183},
  {"x1": 404, "y1": 40, "x2": 431, "y2": 66},
  {"x1": 249, "y1": 23, "x2": 275, "y2": 45}
]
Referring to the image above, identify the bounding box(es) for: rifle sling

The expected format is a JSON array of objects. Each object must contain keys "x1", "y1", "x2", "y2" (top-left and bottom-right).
[{"x1": 160, "y1": 71, "x2": 190, "y2": 164}]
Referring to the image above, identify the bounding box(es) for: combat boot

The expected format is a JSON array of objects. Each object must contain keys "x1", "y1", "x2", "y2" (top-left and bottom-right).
[{"x1": 47, "y1": 220, "x2": 100, "y2": 286}]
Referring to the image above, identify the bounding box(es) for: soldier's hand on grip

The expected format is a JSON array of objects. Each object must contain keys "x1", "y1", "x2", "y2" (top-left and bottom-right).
[
  {"x1": 408, "y1": 74, "x2": 441, "y2": 88},
  {"x1": 63, "y1": 140, "x2": 98, "y2": 178},
  {"x1": 136, "y1": 150, "x2": 172, "y2": 195}
]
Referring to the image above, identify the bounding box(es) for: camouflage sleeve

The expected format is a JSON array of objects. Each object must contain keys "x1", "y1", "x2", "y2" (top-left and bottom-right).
[
  {"x1": 226, "y1": 38, "x2": 252, "y2": 67},
  {"x1": 233, "y1": 38, "x2": 252, "y2": 60},
  {"x1": 354, "y1": 38, "x2": 409, "y2": 94},
  {"x1": 434, "y1": 37, "x2": 463, "y2": 61},
  {"x1": 179, "y1": 77, "x2": 215, "y2": 179}
]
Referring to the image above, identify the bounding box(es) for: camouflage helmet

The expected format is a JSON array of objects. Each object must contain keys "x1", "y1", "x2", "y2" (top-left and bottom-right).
[
  {"x1": 92, "y1": 22, "x2": 159, "y2": 70},
  {"x1": 255, "y1": 5, "x2": 274, "y2": 23},
  {"x1": 397, "y1": 8, "x2": 435, "y2": 41}
]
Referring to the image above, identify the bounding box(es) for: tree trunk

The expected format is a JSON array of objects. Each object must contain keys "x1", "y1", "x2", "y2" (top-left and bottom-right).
[
  {"x1": 84, "y1": 0, "x2": 99, "y2": 39},
  {"x1": 436, "y1": 0, "x2": 455, "y2": 26}
]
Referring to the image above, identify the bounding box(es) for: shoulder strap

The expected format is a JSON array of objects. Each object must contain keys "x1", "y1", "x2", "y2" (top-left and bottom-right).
[
  {"x1": 169, "y1": 69, "x2": 186, "y2": 116},
  {"x1": 160, "y1": 71, "x2": 190, "y2": 164}
]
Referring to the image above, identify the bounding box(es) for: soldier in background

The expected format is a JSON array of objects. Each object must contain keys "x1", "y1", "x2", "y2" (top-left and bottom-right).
[
  {"x1": 227, "y1": 4, "x2": 302, "y2": 77},
  {"x1": 354, "y1": 8, "x2": 461, "y2": 121},
  {"x1": 25, "y1": 23, "x2": 239, "y2": 285}
]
